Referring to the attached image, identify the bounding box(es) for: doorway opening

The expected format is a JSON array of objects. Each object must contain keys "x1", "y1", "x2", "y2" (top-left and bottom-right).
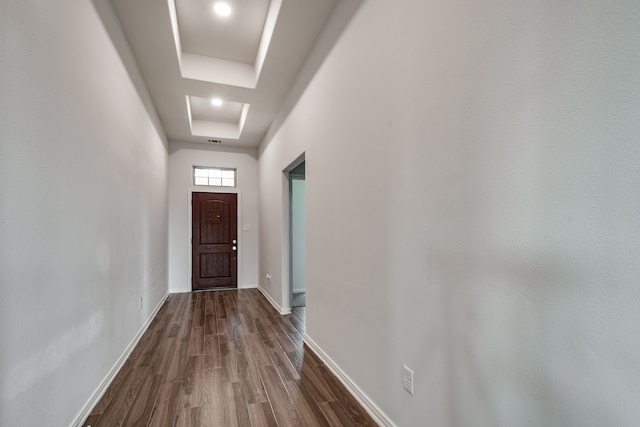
[{"x1": 289, "y1": 161, "x2": 306, "y2": 309}]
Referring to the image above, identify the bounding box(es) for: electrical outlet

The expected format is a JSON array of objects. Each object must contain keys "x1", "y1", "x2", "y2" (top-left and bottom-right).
[
  {"x1": 139, "y1": 297, "x2": 143, "y2": 309},
  {"x1": 403, "y1": 365, "x2": 414, "y2": 395},
  {"x1": 266, "y1": 273, "x2": 271, "y2": 280}
]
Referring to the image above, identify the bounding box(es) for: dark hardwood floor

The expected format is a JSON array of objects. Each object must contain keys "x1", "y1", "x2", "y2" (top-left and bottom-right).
[{"x1": 82, "y1": 288, "x2": 377, "y2": 427}]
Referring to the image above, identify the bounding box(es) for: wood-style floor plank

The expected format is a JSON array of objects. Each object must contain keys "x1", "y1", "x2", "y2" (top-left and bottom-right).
[
  {"x1": 203, "y1": 334, "x2": 222, "y2": 371},
  {"x1": 188, "y1": 326, "x2": 204, "y2": 356},
  {"x1": 94, "y1": 367, "x2": 151, "y2": 426},
  {"x1": 299, "y1": 358, "x2": 338, "y2": 404},
  {"x1": 176, "y1": 406, "x2": 202, "y2": 427},
  {"x1": 259, "y1": 365, "x2": 303, "y2": 427},
  {"x1": 232, "y1": 380, "x2": 252, "y2": 426},
  {"x1": 248, "y1": 402, "x2": 279, "y2": 427},
  {"x1": 147, "y1": 382, "x2": 182, "y2": 427},
  {"x1": 319, "y1": 400, "x2": 358, "y2": 427},
  {"x1": 150, "y1": 338, "x2": 177, "y2": 375},
  {"x1": 284, "y1": 379, "x2": 332, "y2": 427},
  {"x1": 83, "y1": 289, "x2": 377, "y2": 427},
  {"x1": 121, "y1": 374, "x2": 163, "y2": 427},
  {"x1": 316, "y1": 365, "x2": 377, "y2": 426},
  {"x1": 178, "y1": 355, "x2": 204, "y2": 409},
  {"x1": 240, "y1": 359, "x2": 269, "y2": 404},
  {"x1": 201, "y1": 369, "x2": 238, "y2": 427}
]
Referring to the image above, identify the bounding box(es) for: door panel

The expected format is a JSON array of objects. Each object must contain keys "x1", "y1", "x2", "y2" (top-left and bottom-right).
[
  {"x1": 200, "y1": 253, "x2": 230, "y2": 278},
  {"x1": 192, "y1": 192, "x2": 237, "y2": 290}
]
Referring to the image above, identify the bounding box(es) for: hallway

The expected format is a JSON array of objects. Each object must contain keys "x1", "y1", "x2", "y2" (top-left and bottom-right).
[{"x1": 83, "y1": 289, "x2": 375, "y2": 426}]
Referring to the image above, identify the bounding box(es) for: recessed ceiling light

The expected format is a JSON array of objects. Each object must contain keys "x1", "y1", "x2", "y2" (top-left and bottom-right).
[
  {"x1": 213, "y1": 2, "x2": 231, "y2": 17},
  {"x1": 211, "y1": 98, "x2": 223, "y2": 106}
]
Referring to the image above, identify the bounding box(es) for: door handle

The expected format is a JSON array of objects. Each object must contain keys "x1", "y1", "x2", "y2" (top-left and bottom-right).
[
  {"x1": 232, "y1": 239, "x2": 237, "y2": 244},
  {"x1": 232, "y1": 246, "x2": 237, "y2": 250}
]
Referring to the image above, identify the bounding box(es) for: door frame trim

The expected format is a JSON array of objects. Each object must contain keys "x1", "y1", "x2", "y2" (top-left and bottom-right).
[{"x1": 188, "y1": 186, "x2": 242, "y2": 289}]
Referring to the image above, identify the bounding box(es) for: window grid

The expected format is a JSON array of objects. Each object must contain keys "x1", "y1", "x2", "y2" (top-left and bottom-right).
[{"x1": 193, "y1": 167, "x2": 236, "y2": 187}]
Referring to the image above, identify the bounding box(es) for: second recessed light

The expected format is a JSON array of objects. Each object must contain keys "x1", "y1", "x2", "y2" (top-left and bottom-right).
[
  {"x1": 214, "y1": 2, "x2": 231, "y2": 17},
  {"x1": 211, "y1": 98, "x2": 223, "y2": 106}
]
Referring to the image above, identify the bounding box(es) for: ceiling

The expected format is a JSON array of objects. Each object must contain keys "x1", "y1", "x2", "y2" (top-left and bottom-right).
[{"x1": 108, "y1": 0, "x2": 342, "y2": 148}]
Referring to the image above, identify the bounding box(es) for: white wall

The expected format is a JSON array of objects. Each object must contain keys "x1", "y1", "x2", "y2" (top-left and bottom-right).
[
  {"x1": 168, "y1": 141, "x2": 259, "y2": 292},
  {"x1": 0, "y1": 1, "x2": 168, "y2": 426},
  {"x1": 258, "y1": 0, "x2": 640, "y2": 425}
]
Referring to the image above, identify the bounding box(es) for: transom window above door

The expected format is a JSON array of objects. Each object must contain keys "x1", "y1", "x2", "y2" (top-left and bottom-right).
[{"x1": 193, "y1": 167, "x2": 236, "y2": 187}]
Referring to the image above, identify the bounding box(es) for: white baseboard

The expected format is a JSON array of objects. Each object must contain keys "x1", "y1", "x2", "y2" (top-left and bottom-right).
[
  {"x1": 257, "y1": 285, "x2": 291, "y2": 315},
  {"x1": 239, "y1": 283, "x2": 258, "y2": 289},
  {"x1": 70, "y1": 291, "x2": 170, "y2": 427},
  {"x1": 304, "y1": 335, "x2": 397, "y2": 427}
]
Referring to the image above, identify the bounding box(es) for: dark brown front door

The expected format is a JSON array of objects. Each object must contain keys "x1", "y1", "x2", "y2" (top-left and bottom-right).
[{"x1": 192, "y1": 192, "x2": 237, "y2": 290}]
